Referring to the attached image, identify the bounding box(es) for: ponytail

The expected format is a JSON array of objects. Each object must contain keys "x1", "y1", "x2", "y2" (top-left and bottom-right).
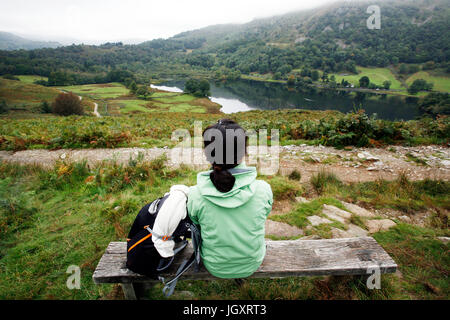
[{"x1": 210, "y1": 165, "x2": 236, "y2": 193}]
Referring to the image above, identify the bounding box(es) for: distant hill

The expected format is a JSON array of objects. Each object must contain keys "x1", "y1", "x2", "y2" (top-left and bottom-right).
[
  {"x1": 0, "y1": 32, "x2": 61, "y2": 50},
  {"x1": 0, "y1": 0, "x2": 448, "y2": 82}
]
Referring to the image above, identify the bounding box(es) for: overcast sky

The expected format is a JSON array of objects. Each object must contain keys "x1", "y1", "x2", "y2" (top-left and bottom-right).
[{"x1": 0, "y1": 0, "x2": 336, "y2": 44}]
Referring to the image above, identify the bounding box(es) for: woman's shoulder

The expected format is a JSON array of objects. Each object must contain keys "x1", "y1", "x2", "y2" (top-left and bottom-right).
[{"x1": 254, "y1": 179, "x2": 273, "y2": 198}]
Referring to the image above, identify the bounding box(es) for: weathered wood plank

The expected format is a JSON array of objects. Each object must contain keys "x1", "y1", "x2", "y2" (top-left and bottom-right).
[
  {"x1": 120, "y1": 283, "x2": 137, "y2": 300},
  {"x1": 93, "y1": 237, "x2": 397, "y2": 284}
]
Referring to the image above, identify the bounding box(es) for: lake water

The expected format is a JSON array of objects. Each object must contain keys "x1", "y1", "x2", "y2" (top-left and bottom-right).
[{"x1": 151, "y1": 79, "x2": 420, "y2": 120}]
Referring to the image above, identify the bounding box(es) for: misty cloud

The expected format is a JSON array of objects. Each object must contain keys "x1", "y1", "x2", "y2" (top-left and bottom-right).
[{"x1": 0, "y1": 0, "x2": 334, "y2": 44}]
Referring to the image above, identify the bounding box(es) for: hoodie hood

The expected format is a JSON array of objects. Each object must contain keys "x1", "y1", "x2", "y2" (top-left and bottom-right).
[{"x1": 196, "y1": 163, "x2": 257, "y2": 208}]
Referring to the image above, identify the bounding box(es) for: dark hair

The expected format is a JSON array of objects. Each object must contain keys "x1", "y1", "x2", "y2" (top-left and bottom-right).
[{"x1": 203, "y1": 119, "x2": 247, "y2": 193}]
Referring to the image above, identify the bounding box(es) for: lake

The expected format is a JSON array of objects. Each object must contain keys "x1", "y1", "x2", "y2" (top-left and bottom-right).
[{"x1": 151, "y1": 79, "x2": 421, "y2": 120}]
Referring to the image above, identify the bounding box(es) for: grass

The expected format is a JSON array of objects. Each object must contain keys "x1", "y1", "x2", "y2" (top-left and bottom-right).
[
  {"x1": 0, "y1": 78, "x2": 60, "y2": 110},
  {"x1": 260, "y1": 175, "x2": 302, "y2": 201},
  {"x1": 109, "y1": 99, "x2": 152, "y2": 114},
  {"x1": 17, "y1": 75, "x2": 48, "y2": 84},
  {"x1": 310, "y1": 170, "x2": 342, "y2": 195},
  {"x1": 406, "y1": 71, "x2": 450, "y2": 93},
  {"x1": 270, "y1": 197, "x2": 346, "y2": 229},
  {"x1": 58, "y1": 83, "x2": 130, "y2": 100},
  {"x1": 0, "y1": 157, "x2": 197, "y2": 299},
  {"x1": 337, "y1": 175, "x2": 450, "y2": 215},
  {"x1": 0, "y1": 160, "x2": 448, "y2": 300},
  {"x1": 330, "y1": 67, "x2": 404, "y2": 91}
]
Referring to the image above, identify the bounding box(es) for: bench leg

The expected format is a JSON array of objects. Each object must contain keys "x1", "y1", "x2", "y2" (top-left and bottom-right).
[{"x1": 121, "y1": 283, "x2": 137, "y2": 300}]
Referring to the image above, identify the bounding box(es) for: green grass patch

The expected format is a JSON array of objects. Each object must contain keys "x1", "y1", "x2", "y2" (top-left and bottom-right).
[
  {"x1": 330, "y1": 67, "x2": 404, "y2": 90},
  {"x1": 270, "y1": 197, "x2": 344, "y2": 229},
  {"x1": 406, "y1": 71, "x2": 450, "y2": 93},
  {"x1": 110, "y1": 99, "x2": 152, "y2": 114},
  {"x1": 58, "y1": 83, "x2": 130, "y2": 100},
  {"x1": 310, "y1": 170, "x2": 342, "y2": 195},
  {"x1": 374, "y1": 223, "x2": 449, "y2": 299},
  {"x1": 0, "y1": 158, "x2": 197, "y2": 299},
  {"x1": 17, "y1": 75, "x2": 48, "y2": 84},
  {"x1": 260, "y1": 175, "x2": 302, "y2": 201}
]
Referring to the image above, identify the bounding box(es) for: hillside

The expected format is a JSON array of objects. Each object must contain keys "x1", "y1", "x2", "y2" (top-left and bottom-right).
[
  {"x1": 0, "y1": 31, "x2": 61, "y2": 50},
  {"x1": 0, "y1": 0, "x2": 448, "y2": 82}
]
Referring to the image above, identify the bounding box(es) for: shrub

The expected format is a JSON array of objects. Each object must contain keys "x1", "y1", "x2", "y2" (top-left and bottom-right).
[
  {"x1": 52, "y1": 92, "x2": 84, "y2": 116},
  {"x1": 288, "y1": 170, "x2": 301, "y2": 181},
  {"x1": 0, "y1": 100, "x2": 8, "y2": 114},
  {"x1": 2, "y1": 74, "x2": 20, "y2": 81},
  {"x1": 310, "y1": 170, "x2": 342, "y2": 195},
  {"x1": 184, "y1": 78, "x2": 210, "y2": 97},
  {"x1": 40, "y1": 101, "x2": 52, "y2": 114}
]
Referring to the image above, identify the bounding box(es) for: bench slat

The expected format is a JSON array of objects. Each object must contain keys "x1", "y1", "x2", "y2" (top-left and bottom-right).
[{"x1": 93, "y1": 237, "x2": 397, "y2": 284}]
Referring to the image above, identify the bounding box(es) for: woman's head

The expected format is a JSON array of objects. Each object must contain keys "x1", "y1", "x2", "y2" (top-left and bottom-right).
[{"x1": 203, "y1": 119, "x2": 247, "y2": 193}]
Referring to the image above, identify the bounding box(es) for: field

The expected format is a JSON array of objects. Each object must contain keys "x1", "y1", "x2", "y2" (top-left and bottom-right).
[
  {"x1": 58, "y1": 83, "x2": 130, "y2": 100},
  {"x1": 406, "y1": 71, "x2": 450, "y2": 93},
  {"x1": 56, "y1": 83, "x2": 220, "y2": 115},
  {"x1": 330, "y1": 67, "x2": 404, "y2": 91},
  {"x1": 0, "y1": 78, "x2": 60, "y2": 109},
  {"x1": 16, "y1": 75, "x2": 48, "y2": 84},
  {"x1": 0, "y1": 159, "x2": 448, "y2": 300}
]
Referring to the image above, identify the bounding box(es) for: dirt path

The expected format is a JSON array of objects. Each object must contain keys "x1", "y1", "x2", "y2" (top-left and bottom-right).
[
  {"x1": 0, "y1": 145, "x2": 448, "y2": 182},
  {"x1": 93, "y1": 102, "x2": 101, "y2": 117}
]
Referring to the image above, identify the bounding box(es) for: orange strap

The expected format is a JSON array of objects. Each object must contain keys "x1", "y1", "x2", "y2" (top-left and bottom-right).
[{"x1": 128, "y1": 233, "x2": 152, "y2": 253}]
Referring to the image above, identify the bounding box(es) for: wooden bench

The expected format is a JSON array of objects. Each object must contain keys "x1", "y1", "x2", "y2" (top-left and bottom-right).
[{"x1": 93, "y1": 237, "x2": 397, "y2": 300}]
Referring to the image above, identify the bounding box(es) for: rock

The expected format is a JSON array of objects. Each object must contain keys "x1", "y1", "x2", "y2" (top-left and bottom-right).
[
  {"x1": 398, "y1": 215, "x2": 412, "y2": 223},
  {"x1": 307, "y1": 215, "x2": 333, "y2": 226},
  {"x1": 331, "y1": 228, "x2": 351, "y2": 238},
  {"x1": 367, "y1": 166, "x2": 379, "y2": 171},
  {"x1": 173, "y1": 291, "x2": 195, "y2": 298},
  {"x1": 265, "y1": 220, "x2": 304, "y2": 238},
  {"x1": 357, "y1": 152, "x2": 380, "y2": 162},
  {"x1": 299, "y1": 235, "x2": 322, "y2": 240},
  {"x1": 365, "y1": 219, "x2": 397, "y2": 233},
  {"x1": 342, "y1": 202, "x2": 376, "y2": 218},
  {"x1": 295, "y1": 197, "x2": 310, "y2": 204},
  {"x1": 437, "y1": 237, "x2": 450, "y2": 244},
  {"x1": 331, "y1": 224, "x2": 368, "y2": 239},
  {"x1": 322, "y1": 204, "x2": 352, "y2": 220},
  {"x1": 441, "y1": 160, "x2": 450, "y2": 168},
  {"x1": 346, "y1": 224, "x2": 369, "y2": 237}
]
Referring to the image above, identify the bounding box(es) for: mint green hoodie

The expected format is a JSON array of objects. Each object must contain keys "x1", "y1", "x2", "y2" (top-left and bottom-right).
[{"x1": 187, "y1": 163, "x2": 273, "y2": 279}]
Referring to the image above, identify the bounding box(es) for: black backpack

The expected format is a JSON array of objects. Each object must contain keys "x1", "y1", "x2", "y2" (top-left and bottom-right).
[{"x1": 126, "y1": 194, "x2": 202, "y2": 296}]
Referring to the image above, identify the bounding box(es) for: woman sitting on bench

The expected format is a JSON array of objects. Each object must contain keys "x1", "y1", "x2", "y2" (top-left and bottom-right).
[{"x1": 187, "y1": 119, "x2": 273, "y2": 279}]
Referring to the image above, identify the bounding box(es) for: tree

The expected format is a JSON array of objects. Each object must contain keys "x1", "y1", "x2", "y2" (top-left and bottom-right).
[
  {"x1": 408, "y1": 79, "x2": 433, "y2": 95},
  {"x1": 359, "y1": 76, "x2": 370, "y2": 88},
  {"x1": 273, "y1": 72, "x2": 282, "y2": 80},
  {"x1": 419, "y1": 92, "x2": 450, "y2": 117},
  {"x1": 0, "y1": 100, "x2": 8, "y2": 114},
  {"x1": 52, "y1": 92, "x2": 84, "y2": 116},
  {"x1": 311, "y1": 70, "x2": 320, "y2": 82},
  {"x1": 287, "y1": 75, "x2": 296, "y2": 86},
  {"x1": 383, "y1": 81, "x2": 392, "y2": 90},
  {"x1": 136, "y1": 85, "x2": 151, "y2": 99},
  {"x1": 184, "y1": 78, "x2": 210, "y2": 97},
  {"x1": 321, "y1": 72, "x2": 329, "y2": 83},
  {"x1": 129, "y1": 81, "x2": 138, "y2": 94},
  {"x1": 399, "y1": 64, "x2": 408, "y2": 74},
  {"x1": 40, "y1": 101, "x2": 52, "y2": 114}
]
